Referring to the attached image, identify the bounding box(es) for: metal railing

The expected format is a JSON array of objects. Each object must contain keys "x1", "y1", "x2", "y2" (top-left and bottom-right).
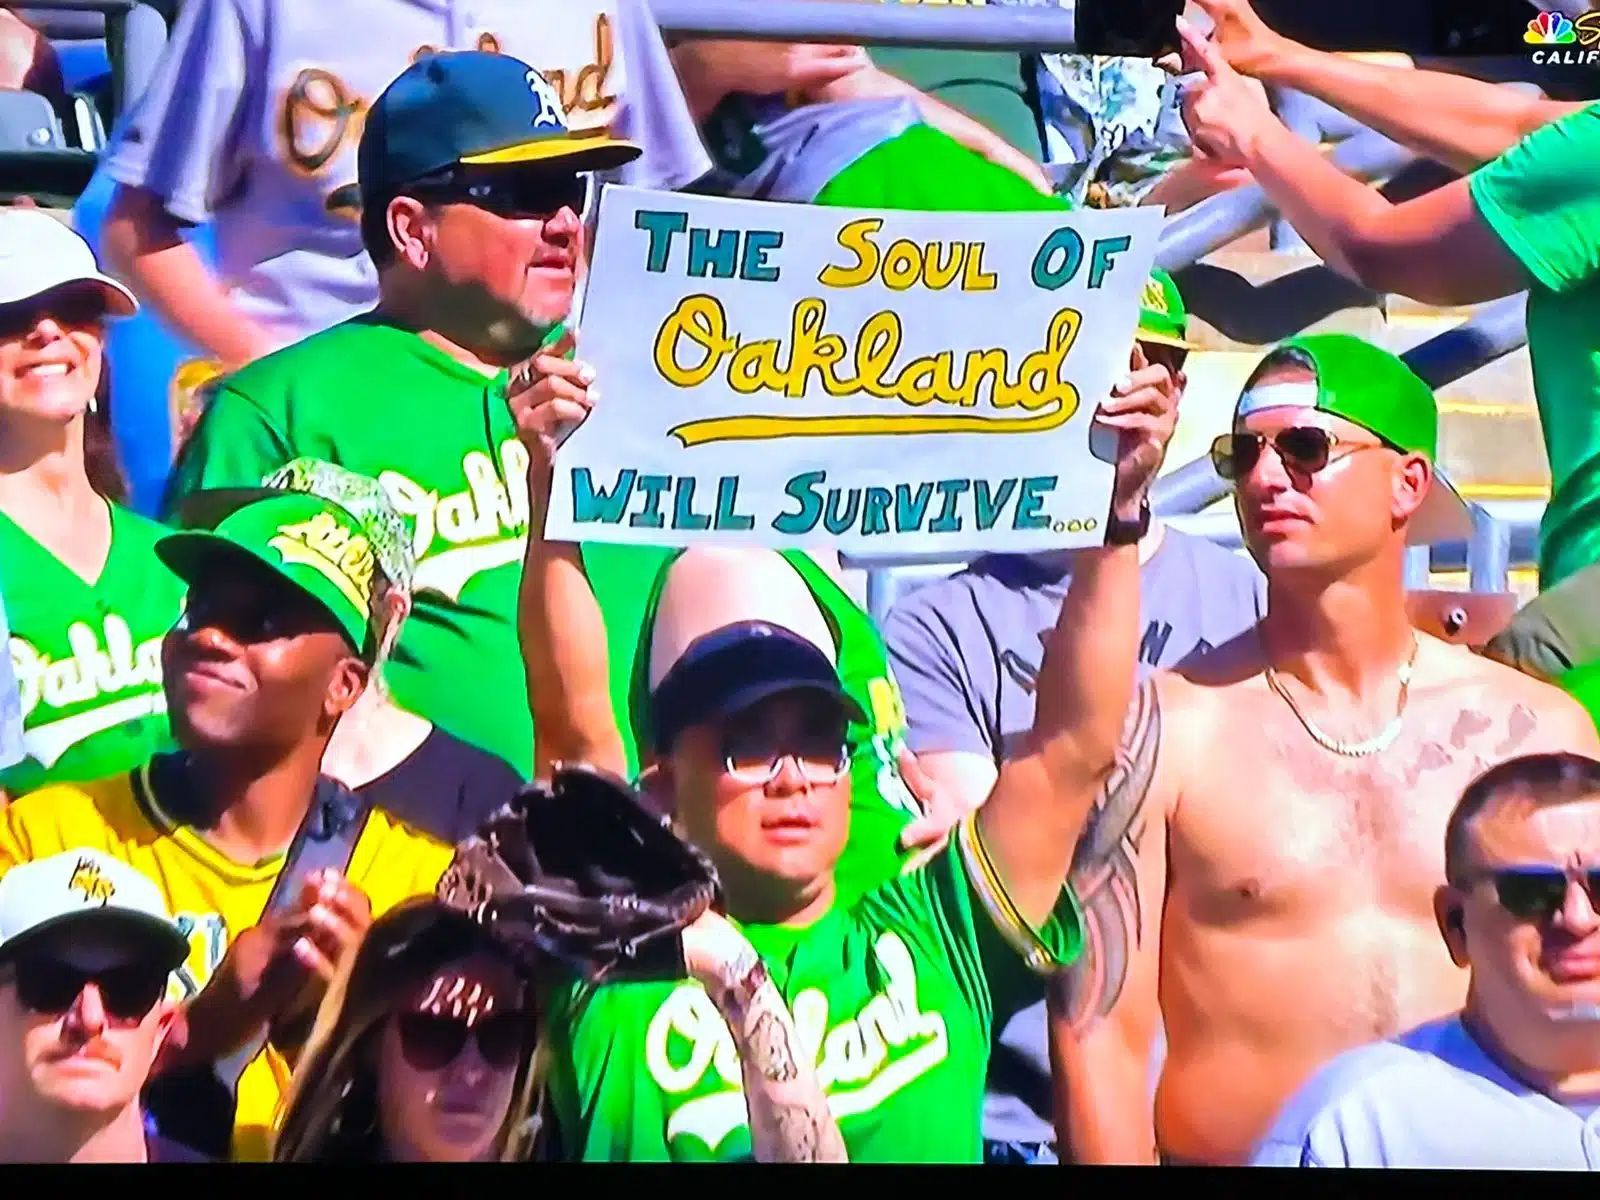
[
  {"x1": 650, "y1": 0, "x2": 1088, "y2": 50},
  {"x1": 832, "y1": 114, "x2": 1537, "y2": 621}
]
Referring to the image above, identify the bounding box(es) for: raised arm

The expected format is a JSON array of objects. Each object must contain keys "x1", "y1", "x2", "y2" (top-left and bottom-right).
[
  {"x1": 509, "y1": 341, "x2": 628, "y2": 783},
  {"x1": 973, "y1": 348, "x2": 1180, "y2": 929},
  {"x1": 97, "y1": 0, "x2": 278, "y2": 369},
  {"x1": 1188, "y1": 0, "x2": 1585, "y2": 173},
  {"x1": 683, "y1": 911, "x2": 848, "y2": 1162},
  {"x1": 1049, "y1": 679, "x2": 1172, "y2": 1164},
  {"x1": 1176, "y1": 19, "x2": 1533, "y2": 306}
]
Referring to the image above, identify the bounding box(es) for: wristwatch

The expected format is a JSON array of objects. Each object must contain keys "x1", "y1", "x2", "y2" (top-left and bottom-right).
[{"x1": 1105, "y1": 497, "x2": 1151, "y2": 546}]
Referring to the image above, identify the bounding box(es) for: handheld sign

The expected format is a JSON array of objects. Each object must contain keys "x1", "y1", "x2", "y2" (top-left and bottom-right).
[{"x1": 547, "y1": 186, "x2": 1163, "y2": 555}]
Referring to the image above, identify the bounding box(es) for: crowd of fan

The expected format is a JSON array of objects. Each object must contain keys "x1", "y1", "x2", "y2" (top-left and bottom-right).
[{"x1": 0, "y1": 0, "x2": 1598, "y2": 1167}]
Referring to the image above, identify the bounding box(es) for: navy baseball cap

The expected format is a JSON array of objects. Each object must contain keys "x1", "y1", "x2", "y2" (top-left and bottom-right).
[
  {"x1": 327, "y1": 50, "x2": 640, "y2": 213},
  {"x1": 650, "y1": 621, "x2": 868, "y2": 756}
]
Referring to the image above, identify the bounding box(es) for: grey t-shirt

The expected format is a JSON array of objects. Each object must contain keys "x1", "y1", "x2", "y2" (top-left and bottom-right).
[
  {"x1": 882, "y1": 526, "x2": 1268, "y2": 1147},
  {"x1": 99, "y1": 0, "x2": 597, "y2": 352}
]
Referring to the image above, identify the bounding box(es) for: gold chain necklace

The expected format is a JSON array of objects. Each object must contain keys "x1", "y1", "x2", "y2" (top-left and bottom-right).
[{"x1": 1265, "y1": 635, "x2": 1420, "y2": 758}]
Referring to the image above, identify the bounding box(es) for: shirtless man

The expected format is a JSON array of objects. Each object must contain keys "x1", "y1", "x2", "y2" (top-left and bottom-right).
[{"x1": 1054, "y1": 332, "x2": 1600, "y2": 1165}]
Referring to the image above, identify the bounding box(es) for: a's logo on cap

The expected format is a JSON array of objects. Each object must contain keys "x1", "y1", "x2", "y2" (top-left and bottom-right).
[
  {"x1": 268, "y1": 512, "x2": 376, "y2": 616},
  {"x1": 1141, "y1": 278, "x2": 1170, "y2": 315},
  {"x1": 526, "y1": 68, "x2": 566, "y2": 130},
  {"x1": 68, "y1": 856, "x2": 115, "y2": 907}
]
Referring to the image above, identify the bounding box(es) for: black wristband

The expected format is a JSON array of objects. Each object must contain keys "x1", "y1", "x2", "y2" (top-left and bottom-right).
[{"x1": 1105, "y1": 497, "x2": 1151, "y2": 546}]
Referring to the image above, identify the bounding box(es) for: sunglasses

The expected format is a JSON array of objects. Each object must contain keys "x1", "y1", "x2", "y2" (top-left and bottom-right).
[
  {"x1": 1210, "y1": 427, "x2": 1387, "y2": 481},
  {"x1": 722, "y1": 722, "x2": 850, "y2": 787},
  {"x1": 396, "y1": 1011, "x2": 526, "y2": 1072},
  {"x1": 1476, "y1": 865, "x2": 1600, "y2": 924},
  {"x1": 0, "y1": 288, "x2": 107, "y2": 341},
  {"x1": 2, "y1": 956, "x2": 167, "y2": 1025},
  {"x1": 405, "y1": 167, "x2": 590, "y2": 221},
  {"x1": 1138, "y1": 340, "x2": 1188, "y2": 377}
]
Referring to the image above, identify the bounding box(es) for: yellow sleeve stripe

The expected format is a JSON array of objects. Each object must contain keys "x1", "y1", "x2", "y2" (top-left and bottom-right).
[{"x1": 955, "y1": 811, "x2": 1078, "y2": 978}]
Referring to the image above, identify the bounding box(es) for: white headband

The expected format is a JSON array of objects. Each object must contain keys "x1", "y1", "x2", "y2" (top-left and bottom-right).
[{"x1": 1234, "y1": 381, "x2": 1321, "y2": 420}]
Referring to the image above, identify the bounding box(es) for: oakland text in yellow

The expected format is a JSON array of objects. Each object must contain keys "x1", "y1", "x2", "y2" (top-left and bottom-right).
[{"x1": 653, "y1": 294, "x2": 1084, "y2": 446}]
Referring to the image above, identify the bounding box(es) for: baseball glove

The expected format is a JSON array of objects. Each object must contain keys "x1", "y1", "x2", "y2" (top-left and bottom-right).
[{"x1": 436, "y1": 763, "x2": 722, "y2": 985}]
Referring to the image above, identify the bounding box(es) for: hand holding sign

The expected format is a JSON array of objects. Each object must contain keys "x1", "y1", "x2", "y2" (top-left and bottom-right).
[
  {"x1": 1098, "y1": 343, "x2": 1183, "y2": 520},
  {"x1": 508, "y1": 329, "x2": 597, "y2": 469}
]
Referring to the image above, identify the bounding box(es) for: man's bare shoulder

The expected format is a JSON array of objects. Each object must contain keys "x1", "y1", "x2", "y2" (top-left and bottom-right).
[
  {"x1": 1156, "y1": 625, "x2": 1270, "y2": 709},
  {"x1": 1424, "y1": 640, "x2": 1600, "y2": 753}
]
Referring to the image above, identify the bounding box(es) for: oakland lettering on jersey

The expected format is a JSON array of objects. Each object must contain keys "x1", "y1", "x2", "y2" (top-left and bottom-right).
[
  {"x1": 379, "y1": 440, "x2": 531, "y2": 601},
  {"x1": 11, "y1": 615, "x2": 166, "y2": 766},
  {"x1": 280, "y1": 18, "x2": 618, "y2": 186},
  {"x1": 645, "y1": 932, "x2": 949, "y2": 1153}
]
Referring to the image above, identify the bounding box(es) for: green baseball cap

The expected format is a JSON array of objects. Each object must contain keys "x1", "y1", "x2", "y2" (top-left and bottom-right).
[
  {"x1": 1233, "y1": 332, "x2": 1474, "y2": 546},
  {"x1": 1136, "y1": 268, "x2": 1200, "y2": 352},
  {"x1": 156, "y1": 493, "x2": 384, "y2": 661},
  {"x1": 326, "y1": 50, "x2": 641, "y2": 213}
]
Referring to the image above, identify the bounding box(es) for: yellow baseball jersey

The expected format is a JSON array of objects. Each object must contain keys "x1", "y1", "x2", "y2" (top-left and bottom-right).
[{"x1": 0, "y1": 760, "x2": 454, "y2": 1161}]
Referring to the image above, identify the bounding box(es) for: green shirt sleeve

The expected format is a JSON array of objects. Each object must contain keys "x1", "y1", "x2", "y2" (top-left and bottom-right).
[
  {"x1": 861, "y1": 819, "x2": 1083, "y2": 1038},
  {"x1": 160, "y1": 384, "x2": 295, "y2": 519},
  {"x1": 1469, "y1": 102, "x2": 1600, "y2": 295},
  {"x1": 544, "y1": 980, "x2": 681, "y2": 1162}
]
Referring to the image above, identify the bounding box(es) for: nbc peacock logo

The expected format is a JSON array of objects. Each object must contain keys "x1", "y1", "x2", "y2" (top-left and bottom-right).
[
  {"x1": 1525, "y1": 10, "x2": 1576, "y2": 43},
  {"x1": 1526, "y1": 9, "x2": 1600, "y2": 63}
]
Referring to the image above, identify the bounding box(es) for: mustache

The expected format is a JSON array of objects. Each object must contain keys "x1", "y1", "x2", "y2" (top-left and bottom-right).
[{"x1": 44, "y1": 1036, "x2": 123, "y2": 1069}]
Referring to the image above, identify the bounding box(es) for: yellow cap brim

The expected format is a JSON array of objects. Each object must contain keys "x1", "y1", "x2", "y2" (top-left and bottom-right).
[
  {"x1": 1136, "y1": 329, "x2": 1203, "y2": 352},
  {"x1": 459, "y1": 130, "x2": 642, "y2": 171}
]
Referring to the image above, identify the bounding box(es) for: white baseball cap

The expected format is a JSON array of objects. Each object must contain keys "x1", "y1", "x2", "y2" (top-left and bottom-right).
[
  {"x1": 0, "y1": 849, "x2": 188, "y2": 970},
  {"x1": 0, "y1": 209, "x2": 138, "y2": 316}
]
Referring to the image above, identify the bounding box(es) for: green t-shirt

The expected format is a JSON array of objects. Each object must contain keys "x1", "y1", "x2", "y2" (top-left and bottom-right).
[
  {"x1": 866, "y1": 47, "x2": 1042, "y2": 160},
  {"x1": 0, "y1": 503, "x2": 184, "y2": 795},
  {"x1": 1469, "y1": 101, "x2": 1600, "y2": 592},
  {"x1": 164, "y1": 316, "x2": 654, "y2": 781},
  {"x1": 613, "y1": 549, "x2": 920, "y2": 906},
  {"x1": 544, "y1": 835, "x2": 1082, "y2": 1162}
]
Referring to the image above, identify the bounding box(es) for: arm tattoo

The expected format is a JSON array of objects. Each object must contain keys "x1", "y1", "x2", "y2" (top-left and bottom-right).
[
  {"x1": 1052, "y1": 679, "x2": 1160, "y2": 1033},
  {"x1": 702, "y1": 942, "x2": 849, "y2": 1162}
]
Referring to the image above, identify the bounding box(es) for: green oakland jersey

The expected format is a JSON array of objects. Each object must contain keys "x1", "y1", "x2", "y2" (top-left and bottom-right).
[
  {"x1": 780, "y1": 553, "x2": 920, "y2": 906},
  {"x1": 0, "y1": 504, "x2": 184, "y2": 795},
  {"x1": 165, "y1": 317, "x2": 659, "y2": 781},
  {"x1": 544, "y1": 830, "x2": 1083, "y2": 1162},
  {"x1": 612, "y1": 549, "x2": 920, "y2": 903}
]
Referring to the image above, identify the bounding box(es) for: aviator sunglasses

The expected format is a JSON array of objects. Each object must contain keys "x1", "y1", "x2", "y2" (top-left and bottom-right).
[
  {"x1": 1210, "y1": 427, "x2": 1388, "y2": 481},
  {"x1": 1, "y1": 955, "x2": 167, "y2": 1025},
  {"x1": 1471, "y1": 865, "x2": 1600, "y2": 924}
]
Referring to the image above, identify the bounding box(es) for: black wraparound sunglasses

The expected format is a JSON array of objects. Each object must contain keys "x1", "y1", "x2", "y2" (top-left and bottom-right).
[
  {"x1": 1467, "y1": 865, "x2": 1600, "y2": 924},
  {"x1": 403, "y1": 166, "x2": 590, "y2": 221},
  {"x1": 0, "y1": 955, "x2": 168, "y2": 1024}
]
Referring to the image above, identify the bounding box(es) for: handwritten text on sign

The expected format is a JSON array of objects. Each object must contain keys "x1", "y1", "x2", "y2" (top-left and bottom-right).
[{"x1": 547, "y1": 187, "x2": 1163, "y2": 554}]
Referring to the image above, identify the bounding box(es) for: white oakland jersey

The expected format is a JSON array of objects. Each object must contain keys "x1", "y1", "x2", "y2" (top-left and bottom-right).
[{"x1": 101, "y1": 0, "x2": 624, "y2": 351}]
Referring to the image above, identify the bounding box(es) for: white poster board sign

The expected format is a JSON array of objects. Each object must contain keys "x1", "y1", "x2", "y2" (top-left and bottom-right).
[{"x1": 547, "y1": 185, "x2": 1163, "y2": 555}]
